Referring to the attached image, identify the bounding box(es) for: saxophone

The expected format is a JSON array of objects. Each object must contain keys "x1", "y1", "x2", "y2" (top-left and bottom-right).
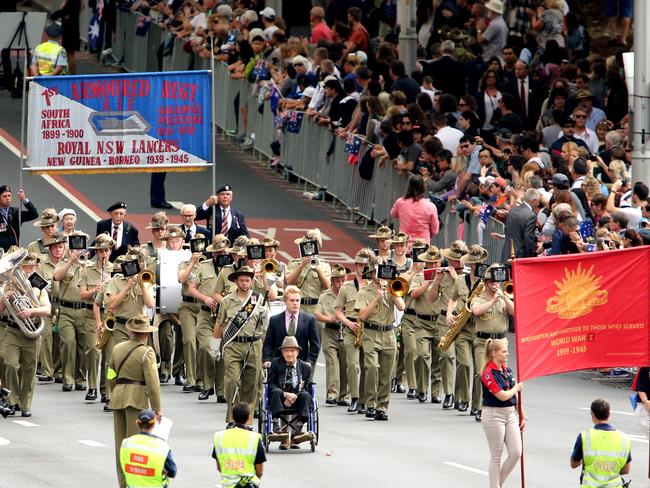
[
  {"x1": 438, "y1": 280, "x2": 485, "y2": 351},
  {"x1": 354, "y1": 320, "x2": 363, "y2": 348}
]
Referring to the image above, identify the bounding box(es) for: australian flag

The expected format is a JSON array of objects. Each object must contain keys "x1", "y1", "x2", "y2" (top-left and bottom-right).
[
  {"x1": 579, "y1": 220, "x2": 595, "y2": 240},
  {"x1": 270, "y1": 84, "x2": 281, "y2": 115},
  {"x1": 274, "y1": 113, "x2": 284, "y2": 129},
  {"x1": 285, "y1": 111, "x2": 304, "y2": 134},
  {"x1": 344, "y1": 134, "x2": 362, "y2": 165},
  {"x1": 135, "y1": 15, "x2": 151, "y2": 37},
  {"x1": 479, "y1": 204, "x2": 495, "y2": 223},
  {"x1": 88, "y1": 0, "x2": 103, "y2": 52}
]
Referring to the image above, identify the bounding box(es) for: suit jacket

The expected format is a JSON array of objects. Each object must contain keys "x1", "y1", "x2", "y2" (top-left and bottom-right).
[
  {"x1": 96, "y1": 219, "x2": 140, "y2": 261},
  {"x1": 195, "y1": 205, "x2": 248, "y2": 243},
  {"x1": 267, "y1": 357, "x2": 312, "y2": 393},
  {"x1": 108, "y1": 339, "x2": 161, "y2": 411},
  {"x1": 422, "y1": 55, "x2": 466, "y2": 100},
  {"x1": 0, "y1": 201, "x2": 39, "y2": 251},
  {"x1": 502, "y1": 203, "x2": 537, "y2": 262},
  {"x1": 181, "y1": 224, "x2": 212, "y2": 242},
  {"x1": 263, "y1": 311, "x2": 320, "y2": 365},
  {"x1": 503, "y1": 77, "x2": 547, "y2": 130}
]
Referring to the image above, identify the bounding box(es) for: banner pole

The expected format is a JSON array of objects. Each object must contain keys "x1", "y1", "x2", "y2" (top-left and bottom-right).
[
  {"x1": 511, "y1": 243, "x2": 525, "y2": 488},
  {"x1": 210, "y1": 37, "x2": 216, "y2": 233},
  {"x1": 18, "y1": 49, "x2": 28, "y2": 243}
]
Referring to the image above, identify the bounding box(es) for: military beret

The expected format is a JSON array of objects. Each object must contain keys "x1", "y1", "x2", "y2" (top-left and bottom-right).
[{"x1": 107, "y1": 201, "x2": 127, "y2": 212}]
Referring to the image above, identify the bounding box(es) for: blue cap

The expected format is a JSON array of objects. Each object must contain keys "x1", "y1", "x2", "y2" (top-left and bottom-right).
[
  {"x1": 45, "y1": 23, "x2": 63, "y2": 38},
  {"x1": 137, "y1": 409, "x2": 157, "y2": 424}
]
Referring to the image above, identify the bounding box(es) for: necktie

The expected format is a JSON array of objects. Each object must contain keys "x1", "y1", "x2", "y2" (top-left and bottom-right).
[
  {"x1": 519, "y1": 79, "x2": 526, "y2": 117},
  {"x1": 185, "y1": 227, "x2": 191, "y2": 242},
  {"x1": 288, "y1": 314, "x2": 296, "y2": 336},
  {"x1": 221, "y1": 208, "x2": 229, "y2": 235},
  {"x1": 112, "y1": 225, "x2": 119, "y2": 243}
]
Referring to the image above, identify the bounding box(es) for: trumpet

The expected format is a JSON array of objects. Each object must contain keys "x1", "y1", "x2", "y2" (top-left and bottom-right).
[
  {"x1": 138, "y1": 269, "x2": 156, "y2": 287},
  {"x1": 309, "y1": 257, "x2": 320, "y2": 269},
  {"x1": 387, "y1": 277, "x2": 409, "y2": 297},
  {"x1": 196, "y1": 255, "x2": 207, "y2": 263},
  {"x1": 260, "y1": 258, "x2": 280, "y2": 274},
  {"x1": 503, "y1": 280, "x2": 514, "y2": 300},
  {"x1": 76, "y1": 252, "x2": 90, "y2": 265}
]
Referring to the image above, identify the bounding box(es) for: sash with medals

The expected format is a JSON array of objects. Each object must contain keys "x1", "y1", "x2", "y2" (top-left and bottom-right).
[{"x1": 222, "y1": 291, "x2": 261, "y2": 346}]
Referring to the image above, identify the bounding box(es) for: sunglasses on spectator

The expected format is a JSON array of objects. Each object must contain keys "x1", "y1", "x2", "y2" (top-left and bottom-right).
[
  {"x1": 402, "y1": 120, "x2": 412, "y2": 125},
  {"x1": 293, "y1": 63, "x2": 303, "y2": 67},
  {"x1": 574, "y1": 114, "x2": 587, "y2": 119},
  {"x1": 460, "y1": 144, "x2": 471, "y2": 149}
]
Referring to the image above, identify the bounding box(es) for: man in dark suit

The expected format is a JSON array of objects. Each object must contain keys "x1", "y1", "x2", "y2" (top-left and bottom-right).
[
  {"x1": 503, "y1": 60, "x2": 546, "y2": 130},
  {"x1": 179, "y1": 204, "x2": 211, "y2": 242},
  {"x1": 263, "y1": 286, "x2": 320, "y2": 367},
  {"x1": 0, "y1": 185, "x2": 39, "y2": 251},
  {"x1": 421, "y1": 40, "x2": 466, "y2": 101},
  {"x1": 196, "y1": 184, "x2": 248, "y2": 242},
  {"x1": 501, "y1": 188, "x2": 541, "y2": 262},
  {"x1": 96, "y1": 201, "x2": 140, "y2": 261},
  {"x1": 267, "y1": 336, "x2": 314, "y2": 448}
]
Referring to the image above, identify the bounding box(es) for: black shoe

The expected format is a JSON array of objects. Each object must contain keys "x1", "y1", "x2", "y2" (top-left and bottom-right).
[
  {"x1": 100, "y1": 394, "x2": 108, "y2": 404},
  {"x1": 182, "y1": 384, "x2": 195, "y2": 393},
  {"x1": 62, "y1": 384, "x2": 73, "y2": 392},
  {"x1": 325, "y1": 397, "x2": 337, "y2": 405},
  {"x1": 216, "y1": 395, "x2": 227, "y2": 404},
  {"x1": 365, "y1": 407, "x2": 376, "y2": 419},
  {"x1": 337, "y1": 399, "x2": 351, "y2": 406},
  {"x1": 159, "y1": 374, "x2": 171, "y2": 384},
  {"x1": 152, "y1": 201, "x2": 173, "y2": 209},
  {"x1": 374, "y1": 410, "x2": 388, "y2": 421},
  {"x1": 357, "y1": 404, "x2": 367, "y2": 415},
  {"x1": 406, "y1": 389, "x2": 417, "y2": 399},
  {"x1": 21, "y1": 410, "x2": 31, "y2": 417},
  {"x1": 85, "y1": 389, "x2": 97, "y2": 401},
  {"x1": 7, "y1": 404, "x2": 17, "y2": 416},
  {"x1": 174, "y1": 376, "x2": 185, "y2": 386},
  {"x1": 75, "y1": 384, "x2": 87, "y2": 391},
  {"x1": 253, "y1": 410, "x2": 259, "y2": 419},
  {"x1": 54, "y1": 377, "x2": 63, "y2": 384},
  {"x1": 103, "y1": 403, "x2": 112, "y2": 412},
  {"x1": 454, "y1": 401, "x2": 459, "y2": 410},
  {"x1": 442, "y1": 394, "x2": 455, "y2": 409},
  {"x1": 457, "y1": 401, "x2": 469, "y2": 412},
  {"x1": 347, "y1": 399, "x2": 359, "y2": 413},
  {"x1": 198, "y1": 388, "x2": 214, "y2": 401},
  {"x1": 475, "y1": 410, "x2": 482, "y2": 422},
  {"x1": 38, "y1": 375, "x2": 53, "y2": 383},
  {"x1": 431, "y1": 395, "x2": 442, "y2": 404},
  {"x1": 396, "y1": 384, "x2": 406, "y2": 394},
  {"x1": 417, "y1": 391, "x2": 428, "y2": 403}
]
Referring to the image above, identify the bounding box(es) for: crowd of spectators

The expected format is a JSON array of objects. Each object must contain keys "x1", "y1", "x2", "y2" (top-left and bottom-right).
[{"x1": 114, "y1": 0, "x2": 648, "y2": 252}]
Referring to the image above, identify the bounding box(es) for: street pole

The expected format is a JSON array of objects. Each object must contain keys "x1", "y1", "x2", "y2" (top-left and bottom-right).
[
  {"x1": 631, "y1": 0, "x2": 650, "y2": 185},
  {"x1": 397, "y1": 0, "x2": 417, "y2": 75}
]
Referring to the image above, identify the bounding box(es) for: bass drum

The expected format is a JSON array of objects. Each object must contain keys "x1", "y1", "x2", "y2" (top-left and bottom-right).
[
  {"x1": 269, "y1": 300, "x2": 286, "y2": 318},
  {"x1": 157, "y1": 248, "x2": 191, "y2": 314}
]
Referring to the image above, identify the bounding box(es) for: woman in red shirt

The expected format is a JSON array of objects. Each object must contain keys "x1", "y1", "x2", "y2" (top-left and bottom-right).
[
  {"x1": 481, "y1": 338, "x2": 526, "y2": 488},
  {"x1": 390, "y1": 175, "x2": 440, "y2": 243}
]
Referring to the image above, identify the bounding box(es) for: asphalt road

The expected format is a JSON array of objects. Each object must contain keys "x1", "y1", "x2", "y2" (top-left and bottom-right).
[{"x1": 0, "y1": 55, "x2": 648, "y2": 488}]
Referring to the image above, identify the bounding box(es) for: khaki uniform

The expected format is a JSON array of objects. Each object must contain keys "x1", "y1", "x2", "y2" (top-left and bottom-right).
[
  {"x1": 38, "y1": 256, "x2": 61, "y2": 379},
  {"x1": 1, "y1": 287, "x2": 50, "y2": 411},
  {"x1": 429, "y1": 273, "x2": 456, "y2": 397},
  {"x1": 218, "y1": 290, "x2": 266, "y2": 422},
  {"x1": 105, "y1": 277, "x2": 149, "y2": 345},
  {"x1": 96, "y1": 287, "x2": 112, "y2": 398},
  {"x1": 334, "y1": 279, "x2": 365, "y2": 402},
  {"x1": 355, "y1": 283, "x2": 397, "y2": 412},
  {"x1": 26, "y1": 238, "x2": 49, "y2": 258},
  {"x1": 178, "y1": 259, "x2": 201, "y2": 387},
  {"x1": 56, "y1": 259, "x2": 89, "y2": 387},
  {"x1": 391, "y1": 260, "x2": 412, "y2": 388},
  {"x1": 286, "y1": 259, "x2": 331, "y2": 314},
  {"x1": 399, "y1": 296, "x2": 418, "y2": 391},
  {"x1": 471, "y1": 289, "x2": 508, "y2": 411},
  {"x1": 315, "y1": 287, "x2": 348, "y2": 402},
  {"x1": 79, "y1": 264, "x2": 107, "y2": 390},
  {"x1": 109, "y1": 338, "x2": 161, "y2": 488}
]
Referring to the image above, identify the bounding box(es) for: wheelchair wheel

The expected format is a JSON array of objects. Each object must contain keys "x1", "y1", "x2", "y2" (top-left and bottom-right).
[{"x1": 313, "y1": 398, "x2": 320, "y2": 445}]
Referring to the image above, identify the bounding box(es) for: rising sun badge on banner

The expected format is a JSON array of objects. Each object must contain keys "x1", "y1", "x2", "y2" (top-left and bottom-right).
[{"x1": 545, "y1": 263, "x2": 608, "y2": 319}]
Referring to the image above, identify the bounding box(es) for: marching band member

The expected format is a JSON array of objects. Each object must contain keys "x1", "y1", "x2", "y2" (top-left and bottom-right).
[
  {"x1": 285, "y1": 229, "x2": 331, "y2": 315},
  {"x1": 314, "y1": 264, "x2": 350, "y2": 406},
  {"x1": 79, "y1": 233, "x2": 114, "y2": 401},
  {"x1": 212, "y1": 265, "x2": 269, "y2": 425},
  {"x1": 53, "y1": 230, "x2": 92, "y2": 392},
  {"x1": 144, "y1": 212, "x2": 168, "y2": 258},
  {"x1": 470, "y1": 264, "x2": 515, "y2": 422},
  {"x1": 355, "y1": 255, "x2": 405, "y2": 421},
  {"x1": 214, "y1": 236, "x2": 249, "y2": 304},
  {"x1": 27, "y1": 208, "x2": 60, "y2": 257},
  {"x1": 239, "y1": 238, "x2": 278, "y2": 301},
  {"x1": 263, "y1": 237, "x2": 285, "y2": 290},
  {"x1": 368, "y1": 226, "x2": 394, "y2": 262},
  {"x1": 0, "y1": 252, "x2": 51, "y2": 417},
  {"x1": 334, "y1": 248, "x2": 373, "y2": 414}
]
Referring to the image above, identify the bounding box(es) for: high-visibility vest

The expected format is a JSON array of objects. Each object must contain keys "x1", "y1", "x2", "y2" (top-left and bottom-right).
[
  {"x1": 581, "y1": 428, "x2": 630, "y2": 488},
  {"x1": 33, "y1": 41, "x2": 66, "y2": 76},
  {"x1": 213, "y1": 428, "x2": 261, "y2": 488},
  {"x1": 120, "y1": 433, "x2": 170, "y2": 488}
]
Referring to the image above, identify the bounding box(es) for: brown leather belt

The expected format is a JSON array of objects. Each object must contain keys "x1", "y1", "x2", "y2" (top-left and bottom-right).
[{"x1": 116, "y1": 378, "x2": 146, "y2": 386}]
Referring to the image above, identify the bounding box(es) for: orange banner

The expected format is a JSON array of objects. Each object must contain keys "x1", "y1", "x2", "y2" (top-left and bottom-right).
[{"x1": 513, "y1": 247, "x2": 650, "y2": 381}]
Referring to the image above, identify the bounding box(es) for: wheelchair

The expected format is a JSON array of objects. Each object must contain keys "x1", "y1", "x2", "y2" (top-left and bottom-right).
[{"x1": 257, "y1": 381, "x2": 320, "y2": 452}]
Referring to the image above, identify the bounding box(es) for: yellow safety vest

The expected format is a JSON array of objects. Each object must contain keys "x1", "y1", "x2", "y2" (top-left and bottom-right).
[
  {"x1": 33, "y1": 41, "x2": 66, "y2": 76},
  {"x1": 581, "y1": 428, "x2": 630, "y2": 488},
  {"x1": 213, "y1": 428, "x2": 261, "y2": 488},
  {"x1": 120, "y1": 433, "x2": 170, "y2": 488}
]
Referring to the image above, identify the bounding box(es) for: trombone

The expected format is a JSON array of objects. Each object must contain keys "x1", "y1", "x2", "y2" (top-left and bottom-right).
[{"x1": 260, "y1": 258, "x2": 280, "y2": 274}]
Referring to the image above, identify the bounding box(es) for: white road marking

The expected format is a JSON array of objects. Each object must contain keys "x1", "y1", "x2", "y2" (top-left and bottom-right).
[
  {"x1": 168, "y1": 201, "x2": 185, "y2": 210},
  {"x1": 0, "y1": 437, "x2": 10, "y2": 446},
  {"x1": 629, "y1": 435, "x2": 649, "y2": 444},
  {"x1": 317, "y1": 362, "x2": 325, "y2": 367},
  {"x1": 443, "y1": 461, "x2": 488, "y2": 476},
  {"x1": 12, "y1": 420, "x2": 39, "y2": 427},
  {"x1": 578, "y1": 407, "x2": 633, "y2": 416},
  {"x1": 78, "y1": 440, "x2": 107, "y2": 447},
  {"x1": 0, "y1": 133, "x2": 101, "y2": 223}
]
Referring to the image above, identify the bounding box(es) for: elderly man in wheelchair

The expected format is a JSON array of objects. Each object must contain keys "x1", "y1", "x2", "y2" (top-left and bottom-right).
[{"x1": 266, "y1": 336, "x2": 316, "y2": 450}]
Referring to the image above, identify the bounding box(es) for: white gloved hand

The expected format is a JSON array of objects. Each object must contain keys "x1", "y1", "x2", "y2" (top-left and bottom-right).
[{"x1": 209, "y1": 337, "x2": 222, "y2": 361}]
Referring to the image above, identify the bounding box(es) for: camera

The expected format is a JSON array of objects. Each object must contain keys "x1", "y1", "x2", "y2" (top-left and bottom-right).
[{"x1": 0, "y1": 386, "x2": 12, "y2": 418}]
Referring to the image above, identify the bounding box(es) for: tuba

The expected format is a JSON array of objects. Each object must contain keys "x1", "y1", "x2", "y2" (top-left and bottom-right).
[
  {"x1": 0, "y1": 249, "x2": 45, "y2": 339},
  {"x1": 438, "y1": 280, "x2": 485, "y2": 351}
]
